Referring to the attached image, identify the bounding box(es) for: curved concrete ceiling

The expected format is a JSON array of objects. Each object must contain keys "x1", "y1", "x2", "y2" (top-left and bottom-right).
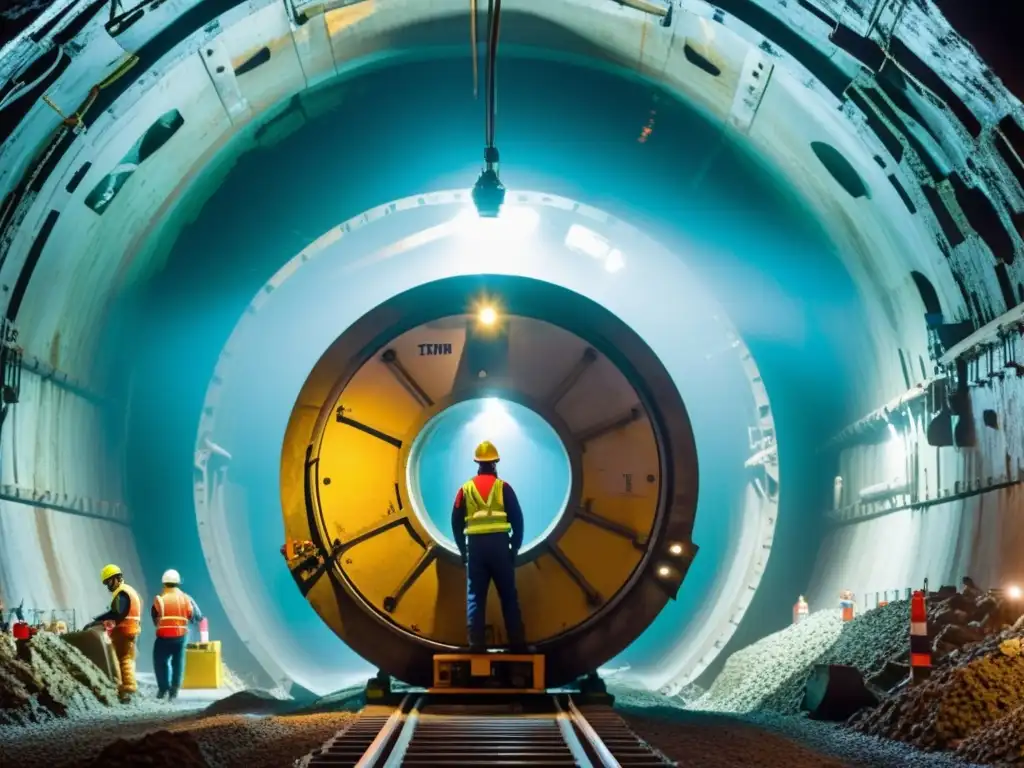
[{"x1": 1, "y1": 0, "x2": 1022, "y2": 694}]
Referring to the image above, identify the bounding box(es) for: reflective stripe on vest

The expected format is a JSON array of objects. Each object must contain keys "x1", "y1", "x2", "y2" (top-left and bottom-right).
[
  {"x1": 112, "y1": 583, "x2": 142, "y2": 636},
  {"x1": 154, "y1": 589, "x2": 193, "y2": 639},
  {"x1": 463, "y1": 477, "x2": 511, "y2": 535}
]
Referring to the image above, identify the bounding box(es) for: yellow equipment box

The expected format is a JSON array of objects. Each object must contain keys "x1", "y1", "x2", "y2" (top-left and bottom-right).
[
  {"x1": 182, "y1": 641, "x2": 223, "y2": 689},
  {"x1": 432, "y1": 653, "x2": 545, "y2": 693}
]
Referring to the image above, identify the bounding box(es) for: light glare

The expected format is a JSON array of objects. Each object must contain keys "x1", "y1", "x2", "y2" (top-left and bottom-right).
[
  {"x1": 669, "y1": 543, "x2": 683, "y2": 556},
  {"x1": 605, "y1": 248, "x2": 625, "y2": 273},
  {"x1": 658, "y1": 566, "x2": 671, "y2": 577},
  {"x1": 565, "y1": 224, "x2": 611, "y2": 260},
  {"x1": 1009, "y1": 584, "x2": 1022, "y2": 600},
  {"x1": 479, "y1": 305, "x2": 498, "y2": 326},
  {"x1": 453, "y1": 205, "x2": 539, "y2": 240}
]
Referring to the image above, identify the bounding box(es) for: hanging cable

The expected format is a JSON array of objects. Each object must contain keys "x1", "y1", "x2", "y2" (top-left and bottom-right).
[
  {"x1": 484, "y1": 0, "x2": 500, "y2": 150},
  {"x1": 472, "y1": 0, "x2": 505, "y2": 217},
  {"x1": 470, "y1": 0, "x2": 479, "y2": 99}
]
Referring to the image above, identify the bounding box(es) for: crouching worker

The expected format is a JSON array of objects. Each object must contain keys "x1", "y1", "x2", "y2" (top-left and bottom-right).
[
  {"x1": 152, "y1": 569, "x2": 203, "y2": 702},
  {"x1": 84, "y1": 564, "x2": 142, "y2": 702}
]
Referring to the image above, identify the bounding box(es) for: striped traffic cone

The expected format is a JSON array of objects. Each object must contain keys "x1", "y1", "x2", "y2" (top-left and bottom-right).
[{"x1": 910, "y1": 590, "x2": 931, "y2": 685}]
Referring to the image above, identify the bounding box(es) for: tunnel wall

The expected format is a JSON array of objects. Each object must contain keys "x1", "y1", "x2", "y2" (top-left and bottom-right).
[
  {"x1": 809, "y1": 340, "x2": 1024, "y2": 607},
  {"x1": 1, "y1": 0, "x2": 1023, "y2": 692},
  {"x1": 0, "y1": 372, "x2": 144, "y2": 635}
]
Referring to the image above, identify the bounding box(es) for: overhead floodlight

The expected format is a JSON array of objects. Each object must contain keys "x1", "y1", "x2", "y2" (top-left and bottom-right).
[{"x1": 472, "y1": 167, "x2": 506, "y2": 217}]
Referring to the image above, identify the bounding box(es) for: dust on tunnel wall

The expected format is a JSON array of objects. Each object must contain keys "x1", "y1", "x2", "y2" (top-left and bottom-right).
[
  {"x1": 809, "y1": 364, "x2": 1024, "y2": 609},
  {"x1": 0, "y1": 374, "x2": 144, "y2": 640}
]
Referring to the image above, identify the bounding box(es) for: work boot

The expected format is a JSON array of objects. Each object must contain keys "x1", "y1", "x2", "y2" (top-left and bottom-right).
[
  {"x1": 118, "y1": 691, "x2": 134, "y2": 704},
  {"x1": 156, "y1": 689, "x2": 167, "y2": 700},
  {"x1": 168, "y1": 688, "x2": 179, "y2": 703},
  {"x1": 508, "y1": 630, "x2": 535, "y2": 654}
]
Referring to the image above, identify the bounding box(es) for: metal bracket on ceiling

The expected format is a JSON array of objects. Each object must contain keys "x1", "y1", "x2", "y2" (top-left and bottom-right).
[
  {"x1": 612, "y1": 0, "x2": 674, "y2": 28},
  {"x1": 728, "y1": 45, "x2": 774, "y2": 135},
  {"x1": 199, "y1": 38, "x2": 252, "y2": 125},
  {"x1": 288, "y1": 0, "x2": 369, "y2": 26}
]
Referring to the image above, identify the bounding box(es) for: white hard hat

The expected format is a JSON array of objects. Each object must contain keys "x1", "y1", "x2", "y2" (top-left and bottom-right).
[{"x1": 161, "y1": 569, "x2": 181, "y2": 585}]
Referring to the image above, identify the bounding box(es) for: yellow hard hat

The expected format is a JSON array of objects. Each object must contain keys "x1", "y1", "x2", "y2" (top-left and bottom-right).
[
  {"x1": 474, "y1": 440, "x2": 500, "y2": 463},
  {"x1": 100, "y1": 564, "x2": 122, "y2": 583}
]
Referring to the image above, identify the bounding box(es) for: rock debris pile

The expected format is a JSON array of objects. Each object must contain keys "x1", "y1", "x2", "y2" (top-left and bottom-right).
[
  {"x1": 692, "y1": 609, "x2": 845, "y2": 714},
  {"x1": 0, "y1": 631, "x2": 119, "y2": 726},
  {"x1": 83, "y1": 730, "x2": 209, "y2": 768},
  {"x1": 851, "y1": 630, "x2": 1024, "y2": 760},
  {"x1": 955, "y1": 697, "x2": 1024, "y2": 765},
  {"x1": 696, "y1": 587, "x2": 1023, "y2": 763}
]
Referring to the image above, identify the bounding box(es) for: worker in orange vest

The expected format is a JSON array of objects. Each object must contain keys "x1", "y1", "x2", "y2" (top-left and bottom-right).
[
  {"x1": 84, "y1": 564, "x2": 142, "y2": 702},
  {"x1": 451, "y1": 440, "x2": 527, "y2": 651},
  {"x1": 151, "y1": 569, "x2": 203, "y2": 702}
]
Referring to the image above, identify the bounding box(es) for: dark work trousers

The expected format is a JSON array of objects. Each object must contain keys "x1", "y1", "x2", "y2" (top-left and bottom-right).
[
  {"x1": 466, "y1": 532, "x2": 524, "y2": 647},
  {"x1": 153, "y1": 636, "x2": 188, "y2": 694}
]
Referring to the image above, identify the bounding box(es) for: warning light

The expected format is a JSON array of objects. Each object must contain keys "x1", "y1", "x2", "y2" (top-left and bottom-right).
[
  {"x1": 478, "y1": 306, "x2": 498, "y2": 326},
  {"x1": 668, "y1": 543, "x2": 683, "y2": 556}
]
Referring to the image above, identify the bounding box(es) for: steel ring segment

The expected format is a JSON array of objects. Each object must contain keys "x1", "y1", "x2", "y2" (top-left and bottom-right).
[
  {"x1": 326, "y1": 317, "x2": 640, "y2": 644},
  {"x1": 281, "y1": 275, "x2": 699, "y2": 686}
]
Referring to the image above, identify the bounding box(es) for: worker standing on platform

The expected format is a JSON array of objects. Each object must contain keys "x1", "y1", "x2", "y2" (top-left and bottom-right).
[
  {"x1": 452, "y1": 440, "x2": 526, "y2": 651},
  {"x1": 151, "y1": 569, "x2": 203, "y2": 702},
  {"x1": 84, "y1": 564, "x2": 142, "y2": 702}
]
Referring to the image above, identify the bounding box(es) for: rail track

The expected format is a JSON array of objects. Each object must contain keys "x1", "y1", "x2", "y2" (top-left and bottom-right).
[{"x1": 295, "y1": 692, "x2": 674, "y2": 767}]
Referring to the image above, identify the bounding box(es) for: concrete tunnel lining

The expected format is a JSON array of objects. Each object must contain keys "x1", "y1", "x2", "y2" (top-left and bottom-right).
[
  {"x1": 196, "y1": 190, "x2": 772, "y2": 693},
  {"x1": 1, "y1": 0, "x2": 973, "y2": 406},
  {"x1": 0, "y1": 0, "x2": 1022, "y2": 699}
]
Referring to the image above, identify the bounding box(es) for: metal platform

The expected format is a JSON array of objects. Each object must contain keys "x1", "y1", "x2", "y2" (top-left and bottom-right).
[{"x1": 431, "y1": 653, "x2": 546, "y2": 693}]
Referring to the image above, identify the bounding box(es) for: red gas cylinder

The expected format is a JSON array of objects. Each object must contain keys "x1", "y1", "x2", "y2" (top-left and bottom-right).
[
  {"x1": 839, "y1": 590, "x2": 855, "y2": 622},
  {"x1": 199, "y1": 617, "x2": 209, "y2": 643},
  {"x1": 793, "y1": 595, "x2": 809, "y2": 624},
  {"x1": 12, "y1": 621, "x2": 30, "y2": 640}
]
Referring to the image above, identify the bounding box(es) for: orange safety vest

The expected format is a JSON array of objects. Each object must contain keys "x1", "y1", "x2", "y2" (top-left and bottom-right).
[
  {"x1": 111, "y1": 583, "x2": 142, "y2": 637},
  {"x1": 153, "y1": 588, "x2": 194, "y2": 639}
]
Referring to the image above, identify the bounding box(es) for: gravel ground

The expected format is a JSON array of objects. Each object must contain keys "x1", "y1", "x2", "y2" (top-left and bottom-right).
[
  {"x1": 0, "y1": 701, "x2": 358, "y2": 767},
  {"x1": 1, "y1": 677, "x2": 998, "y2": 767},
  {"x1": 621, "y1": 706, "x2": 983, "y2": 767}
]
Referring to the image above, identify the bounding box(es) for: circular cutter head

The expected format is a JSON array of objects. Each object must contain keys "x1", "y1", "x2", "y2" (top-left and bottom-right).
[{"x1": 280, "y1": 275, "x2": 699, "y2": 686}]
